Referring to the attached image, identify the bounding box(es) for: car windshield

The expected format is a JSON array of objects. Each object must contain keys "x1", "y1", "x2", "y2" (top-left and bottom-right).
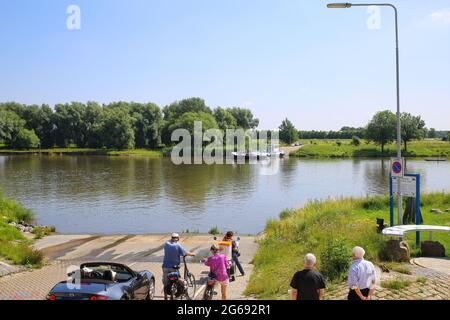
[{"x1": 81, "y1": 264, "x2": 134, "y2": 282}]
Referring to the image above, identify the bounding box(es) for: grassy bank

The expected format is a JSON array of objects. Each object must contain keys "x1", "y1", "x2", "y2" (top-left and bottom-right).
[
  {"x1": 0, "y1": 147, "x2": 162, "y2": 157},
  {"x1": 245, "y1": 193, "x2": 450, "y2": 299},
  {"x1": 0, "y1": 192, "x2": 44, "y2": 267},
  {"x1": 294, "y1": 139, "x2": 450, "y2": 158}
]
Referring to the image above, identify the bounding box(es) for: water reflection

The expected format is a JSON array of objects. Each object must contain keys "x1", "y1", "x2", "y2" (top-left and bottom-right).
[{"x1": 0, "y1": 155, "x2": 449, "y2": 234}]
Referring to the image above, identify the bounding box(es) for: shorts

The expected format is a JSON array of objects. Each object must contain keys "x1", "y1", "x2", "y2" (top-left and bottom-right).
[
  {"x1": 217, "y1": 279, "x2": 229, "y2": 286},
  {"x1": 162, "y1": 267, "x2": 178, "y2": 286}
]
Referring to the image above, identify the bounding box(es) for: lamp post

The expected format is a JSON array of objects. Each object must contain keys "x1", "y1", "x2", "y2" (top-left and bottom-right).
[{"x1": 327, "y1": 3, "x2": 403, "y2": 225}]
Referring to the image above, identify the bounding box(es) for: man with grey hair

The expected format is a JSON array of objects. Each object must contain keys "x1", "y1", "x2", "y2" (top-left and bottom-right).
[
  {"x1": 348, "y1": 246, "x2": 376, "y2": 300},
  {"x1": 290, "y1": 253, "x2": 326, "y2": 300}
]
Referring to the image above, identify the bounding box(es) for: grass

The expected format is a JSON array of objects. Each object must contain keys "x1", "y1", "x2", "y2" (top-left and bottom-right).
[
  {"x1": 32, "y1": 225, "x2": 56, "y2": 240},
  {"x1": 0, "y1": 147, "x2": 162, "y2": 157},
  {"x1": 385, "y1": 262, "x2": 412, "y2": 275},
  {"x1": 0, "y1": 191, "x2": 44, "y2": 267},
  {"x1": 381, "y1": 279, "x2": 412, "y2": 290},
  {"x1": 293, "y1": 139, "x2": 450, "y2": 158},
  {"x1": 245, "y1": 192, "x2": 450, "y2": 299},
  {"x1": 416, "y1": 276, "x2": 427, "y2": 284}
]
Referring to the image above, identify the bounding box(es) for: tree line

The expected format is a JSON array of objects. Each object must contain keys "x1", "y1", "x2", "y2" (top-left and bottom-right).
[
  {"x1": 279, "y1": 110, "x2": 449, "y2": 151},
  {"x1": 0, "y1": 98, "x2": 259, "y2": 149}
]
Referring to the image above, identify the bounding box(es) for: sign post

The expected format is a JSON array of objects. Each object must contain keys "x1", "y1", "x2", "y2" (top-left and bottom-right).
[
  {"x1": 389, "y1": 173, "x2": 421, "y2": 247},
  {"x1": 391, "y1": 157, "x2": 405, "y2": 225}
]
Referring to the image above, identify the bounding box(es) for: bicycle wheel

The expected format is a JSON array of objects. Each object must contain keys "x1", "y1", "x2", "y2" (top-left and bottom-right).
[
  {"x1": 185, "y1": 273, "x2": 196, "y2": 300},
  {"x1": 203, "y1": 286, "x2": 214, "y2": 300}
]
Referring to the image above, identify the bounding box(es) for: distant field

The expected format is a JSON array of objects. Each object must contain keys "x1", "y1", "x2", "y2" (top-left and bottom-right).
[
  {"x1": 293, "y1": 139, "x2": 450, "y2": 158},
  {"x1": 0, "y1": 148, "x2": 162, "y2": 157}
]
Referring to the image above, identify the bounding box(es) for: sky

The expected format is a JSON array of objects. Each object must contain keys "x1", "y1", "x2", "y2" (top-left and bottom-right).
[{"x1": 0, "y1": 0, "x2": 449, "y2": 130}]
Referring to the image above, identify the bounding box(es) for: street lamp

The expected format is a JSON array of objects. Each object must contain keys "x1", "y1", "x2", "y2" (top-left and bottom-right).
[{"x1": 328, "y1": 3, "x2": 403, "y2": 225}]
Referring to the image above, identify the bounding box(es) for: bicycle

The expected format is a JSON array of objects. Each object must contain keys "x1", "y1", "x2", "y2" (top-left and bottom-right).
[
  {"x1": 202, "y1": 272, "x2": 217, "y2": 300},
  {"x1": 164, "y1": 255, "x2": 196, "y2": 300}
]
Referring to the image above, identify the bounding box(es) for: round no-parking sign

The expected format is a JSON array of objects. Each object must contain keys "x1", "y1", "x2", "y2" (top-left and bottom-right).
[{"x1": 391, "y1": 158, "x2": 404, "y2": 177}]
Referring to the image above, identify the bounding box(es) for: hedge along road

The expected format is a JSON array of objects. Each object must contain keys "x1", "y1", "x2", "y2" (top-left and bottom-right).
[{"x1": 0, "y1": 234, "x2": 258, "y2": 300}]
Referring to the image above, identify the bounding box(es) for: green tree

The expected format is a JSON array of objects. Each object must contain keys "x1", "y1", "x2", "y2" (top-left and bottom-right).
[
  {"x1": 130, "y1": 102, "x2": 162, "y2": 148},
  {"x1": 53, "y1": 102, "x2": 86, "y2": 147},
  {"x1": 162, "y1": 98, "x2": 212, "y2": 144},
  {"x1": 366, "y1": 110, "x2": 397, "y2": 153},
  {"x1": 229, "y1": 107, "x2": 259, "y2": 129},
  {"x1": 163, "y1": 98, "x2": 212, "y2": 121},
  {"x1": 400, "y1": 113, "x2": 426, "y2": 152},
  {"x1": 36, "y1": 105, "x2": 56, "y2": 148},
  {"x1": 213, "y1": 107, "x2": 237, "y2": 131},
  {"x1": 83, "y1": 102, "x2": 105, "y2": 148},
  {"x1": 0, "y1": 110, "x2": 25, "y2": 146},
  {"x1": 168, "y1": 111, "x2": 218, "y2": 137},
  {"x1": 100, "y1": 109, "x2": 135, "y2": 149},
  {"x1": 12, "y1": 128, "x2": 40, "y2": 149},
  {"x1": 351, "y1": 136, "x2": 361, "y2": 146},
  {"x1": 278, "y1": 118, "x2": 297, "y2": 144},
  {"x1": 428, "y1": 128, "x2": 436, "y2": 139}
]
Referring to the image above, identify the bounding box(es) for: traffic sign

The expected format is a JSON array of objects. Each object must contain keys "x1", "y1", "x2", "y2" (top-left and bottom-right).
[{"x1": 391, "y1": 157, "x2": 404, "y2": 177}]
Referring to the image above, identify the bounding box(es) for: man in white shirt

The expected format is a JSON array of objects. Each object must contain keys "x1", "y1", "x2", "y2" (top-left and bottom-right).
[{"x1": 347, "y1": 246, "x2": 377, "y2": 300}]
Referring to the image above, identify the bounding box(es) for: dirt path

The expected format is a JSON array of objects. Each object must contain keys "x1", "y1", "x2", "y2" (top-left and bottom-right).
[
  {"x1": 280, "y1": 145, "x2": 302, "y2": 155},
  {"x1": 0, "y1": 234, "x2": 258, "y2": 300}
]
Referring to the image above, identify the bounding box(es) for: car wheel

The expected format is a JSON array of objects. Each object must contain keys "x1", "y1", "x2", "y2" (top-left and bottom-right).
[{"x1": 146, "y1": 279, "x2": 155, "y2": 300}]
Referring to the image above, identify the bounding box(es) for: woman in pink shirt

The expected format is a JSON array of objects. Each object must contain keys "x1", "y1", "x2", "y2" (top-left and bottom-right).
[{"x1": 204, "y1": 244, "x2": 230, "y2": 300}]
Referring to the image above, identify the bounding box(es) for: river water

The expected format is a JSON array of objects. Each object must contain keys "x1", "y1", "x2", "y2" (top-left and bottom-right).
[{"x1": 0, "y1": 155, "x2": 449, "y2": 234}]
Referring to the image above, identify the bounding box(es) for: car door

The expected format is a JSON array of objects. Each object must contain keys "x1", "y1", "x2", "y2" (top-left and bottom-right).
[{"x1": 131, "y1": 273, "x2": 148, "y2": 300}]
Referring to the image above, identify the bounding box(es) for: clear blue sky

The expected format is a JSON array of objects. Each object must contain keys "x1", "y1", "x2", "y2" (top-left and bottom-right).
[{"x1": 1, "y1": 0, "x2": 449, "y2": 130}]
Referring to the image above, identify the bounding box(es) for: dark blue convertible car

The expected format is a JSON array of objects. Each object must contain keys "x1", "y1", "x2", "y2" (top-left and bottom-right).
[{"x1": 46, "y1": 262, "x2": 155, "y2": 300}]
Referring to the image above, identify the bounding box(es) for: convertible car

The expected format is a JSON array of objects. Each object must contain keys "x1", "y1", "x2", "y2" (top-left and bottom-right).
[{"x1": 46, "y1": 262, "x2": 155, "y2": 300}]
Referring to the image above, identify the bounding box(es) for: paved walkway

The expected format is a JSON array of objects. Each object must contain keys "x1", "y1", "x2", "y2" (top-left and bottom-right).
[
  {"x1": 412, "y1": 257, "x2": 450, "y2": 276},
  {"x1": 326, "y1": 260, "x2": 449, "y2": 300},
  {"x1": 0, "y1": 234, "x2": 257, "y2": 300}
]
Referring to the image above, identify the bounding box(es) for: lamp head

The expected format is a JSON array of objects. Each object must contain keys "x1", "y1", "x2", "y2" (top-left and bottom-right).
[{"x1": 327, "y1": 3, "x2": 352, "y2": 8}]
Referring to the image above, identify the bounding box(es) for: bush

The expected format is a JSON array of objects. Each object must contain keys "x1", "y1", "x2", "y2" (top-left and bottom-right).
[
  {"x1": 32, "y1": 226, "x2": 55, "y2": 239},
  {"x1": 279, "y1": 209, "x2": 295, "y2": 220},
  {"x1": 336, "y1": 141, "x2": 342, "y2": 147},
  {"x1": 0, "y1": 241, "x2": 44, "y2": 267},
  {"x1": 12, "y1": 128, "x2": 40, "y2": 149},
  {"x1": 208, "y1": 226, "x2": 220, "y2": 235},
  {"x1": 320, "y1": 240, "x2": 351, "y2": 281},
  {"x1": 361, "y1": 197, "x2": 386, "y2": 210},
  {"x1": 352, "y1": 136, "x2": 361, "y2": 146}
]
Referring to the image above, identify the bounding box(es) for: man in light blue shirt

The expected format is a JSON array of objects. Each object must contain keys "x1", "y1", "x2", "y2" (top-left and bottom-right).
[
  {"x1": 162, "y1": 233, "x2": 195, "y2": 300},
  {"x1": 347, "y1": 246, "x2": 377, "y2": 300}
]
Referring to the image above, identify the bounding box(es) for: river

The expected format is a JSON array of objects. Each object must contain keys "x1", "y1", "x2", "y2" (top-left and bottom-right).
[{"x1": 0, "y1": 155, "x2": 449, "y2": 234}]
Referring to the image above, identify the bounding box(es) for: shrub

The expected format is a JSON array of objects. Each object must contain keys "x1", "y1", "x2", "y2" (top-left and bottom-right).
[
  {"x1": 19, "y1": 245, "x2": 44, "y2": 267},
  {"x1": 12, "y1": 128, "x2": 40, "y2": 149},
  {"x1": 279, "y1": 209, "x2": 295, "y2": 220},
  {"x1": 208, "y1": 226, "x2": 220, "y2": 235},
  {"x1": 361, "y1": 197, "x2": 386, "y2": 210},
  {"x1": 32, "y1": 226, "x2": 55, "y2": 239},
  {"x1": 352, "y1": 136, "x2": 361, "y2": 146},
  {"x1": 0, "y1": 242, "x2": 44, "y2": 267},
  {"x1": 319, "y1": 240, "x2": 351, "y2": 281},
  {"x1": 336, "y1": 141, "x2": 342, "y2": 147}
]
